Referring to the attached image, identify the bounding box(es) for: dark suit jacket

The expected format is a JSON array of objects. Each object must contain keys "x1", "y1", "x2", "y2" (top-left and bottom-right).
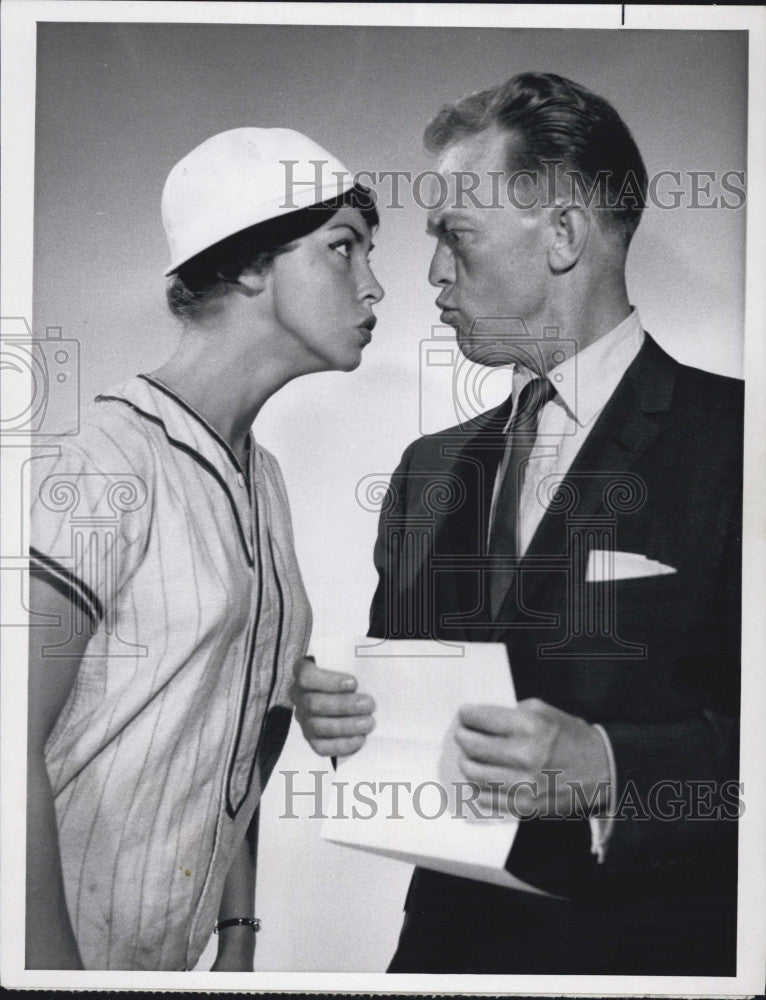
[{"x1": 369, "y1": 335, "x2": 742, "y2": 972}]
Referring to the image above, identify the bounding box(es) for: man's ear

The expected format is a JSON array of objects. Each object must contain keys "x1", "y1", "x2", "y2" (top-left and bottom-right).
[
  {"x1": 228, "y1": 265, "x2": 269, "y2": 297},
  {"x1": 548, "y1": 205, "x2": 589, "y2": 272}
]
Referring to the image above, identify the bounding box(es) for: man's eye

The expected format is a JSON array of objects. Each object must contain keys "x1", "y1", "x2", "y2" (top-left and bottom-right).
[
  {"x1": 443, "y1": 230, "x2": 461, "y2": 247},
  {"x1": 331, "y1": 240, "x2": 353, "y2": 260}
]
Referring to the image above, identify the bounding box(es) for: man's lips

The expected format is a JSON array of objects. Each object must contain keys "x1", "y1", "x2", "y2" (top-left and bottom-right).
[{"x1": 438, "y1": 306, "x2": 460, "y2": 325}]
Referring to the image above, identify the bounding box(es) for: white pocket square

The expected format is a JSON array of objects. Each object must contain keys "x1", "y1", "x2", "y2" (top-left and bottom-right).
[{"x1": 586, "y1": 550, "x2": 677, "y2": 582}]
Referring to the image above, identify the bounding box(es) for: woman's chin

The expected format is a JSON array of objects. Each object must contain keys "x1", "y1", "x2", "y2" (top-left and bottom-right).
[{"x1": 336, "y1": 351, "x2": 363, "y2": 373}]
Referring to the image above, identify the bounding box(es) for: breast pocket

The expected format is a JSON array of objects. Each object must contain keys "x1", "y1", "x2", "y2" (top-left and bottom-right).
[{"x1": 584, "y1": 571, "x2": 686, "y2": 659}]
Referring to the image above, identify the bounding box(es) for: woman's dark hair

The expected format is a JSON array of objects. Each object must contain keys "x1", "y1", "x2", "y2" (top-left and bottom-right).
[
  {"x1": 424, "y1": 72, "x2": 647, "y2": 245},
  {"x1": 166, "y1": 183, "x2": 378, "y2": 322}
]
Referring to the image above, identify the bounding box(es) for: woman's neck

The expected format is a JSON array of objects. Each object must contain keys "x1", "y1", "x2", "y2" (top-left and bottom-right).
[{"x1": 149, "y1": 323, "x2": 294, "y2": 466}]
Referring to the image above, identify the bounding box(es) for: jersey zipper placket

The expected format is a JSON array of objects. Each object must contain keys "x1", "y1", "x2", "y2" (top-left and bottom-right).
[{"x1": 223, "y1": 438, "x2": 284, "y2": 818}]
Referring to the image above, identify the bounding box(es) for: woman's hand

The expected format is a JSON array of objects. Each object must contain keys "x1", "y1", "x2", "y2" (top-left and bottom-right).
[{"x1": 290, "y1": 657, "x2": 375, "y2": 757}]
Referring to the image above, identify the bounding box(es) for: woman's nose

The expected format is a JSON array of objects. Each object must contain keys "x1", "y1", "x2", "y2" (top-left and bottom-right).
[{"x1": 360, "y1": 261, "x2": 384, "y2": 304}]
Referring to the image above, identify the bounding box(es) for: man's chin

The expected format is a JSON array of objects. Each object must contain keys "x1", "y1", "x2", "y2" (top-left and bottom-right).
[{"x1": 456, "y1": 333, "x2": 520, "y2": 368}]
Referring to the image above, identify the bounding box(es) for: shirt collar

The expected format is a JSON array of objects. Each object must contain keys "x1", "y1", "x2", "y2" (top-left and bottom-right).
[
  {"x1": 538, "y1": 309, "x2": 645, "y2": 427},
  {"x1": 101, "y1": 373, "x2": 253, "y2": 488}
]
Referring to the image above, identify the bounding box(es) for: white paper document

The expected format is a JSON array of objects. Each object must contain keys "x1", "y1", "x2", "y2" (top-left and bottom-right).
[{"x1": 315, "y1": 636, "x2": 548, "y2": 894}]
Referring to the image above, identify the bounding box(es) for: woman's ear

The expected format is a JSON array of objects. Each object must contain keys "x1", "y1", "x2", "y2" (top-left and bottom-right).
[
  {"x1": 228, "y1": 265, "x2": 268, "y2": 297},
  {"x1": 548, "y1": 205, "x2": 589, "y2": 272}
]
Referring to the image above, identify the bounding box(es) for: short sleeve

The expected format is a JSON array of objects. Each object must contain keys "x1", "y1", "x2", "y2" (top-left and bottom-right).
[{"x1": 29, "y1": 428, "x2": 152, "y2": 628}]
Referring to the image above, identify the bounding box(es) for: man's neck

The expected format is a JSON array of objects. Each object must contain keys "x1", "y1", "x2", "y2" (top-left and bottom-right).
[{"x1": 536, "y1": 282, "x2": 632, "y2": 373}]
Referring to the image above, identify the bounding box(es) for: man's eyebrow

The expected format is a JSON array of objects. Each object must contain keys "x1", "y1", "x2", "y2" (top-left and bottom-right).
[{"x1": 425, "y1": 210, "x2": 470, "y2": 236}]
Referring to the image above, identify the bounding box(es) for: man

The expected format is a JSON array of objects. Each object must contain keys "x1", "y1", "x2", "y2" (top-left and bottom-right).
[{"x1": 292, "y1": 72, "x2": 741, "y2": 975}]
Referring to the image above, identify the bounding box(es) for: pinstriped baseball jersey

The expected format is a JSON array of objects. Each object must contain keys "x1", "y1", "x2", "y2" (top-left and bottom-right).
[{"x1": 29, "y1": 374, "x2": 312, "y2": 970}]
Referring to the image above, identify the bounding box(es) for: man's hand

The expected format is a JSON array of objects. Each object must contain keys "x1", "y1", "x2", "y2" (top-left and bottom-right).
[
  {"x1": 455, "y1": 698, "x2": 611, "y2": 818},
  {"x1": 290, "y1": 657, "x2": 376, "y2": 757}
]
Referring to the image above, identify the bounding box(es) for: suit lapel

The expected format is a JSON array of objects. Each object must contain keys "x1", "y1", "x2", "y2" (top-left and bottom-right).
[
  {"x1": 431, "y1": 398, "x2": 514, "y2": 638},
  {"x1": 497, "y1": 334, "x2": 678, "y2": 624}
]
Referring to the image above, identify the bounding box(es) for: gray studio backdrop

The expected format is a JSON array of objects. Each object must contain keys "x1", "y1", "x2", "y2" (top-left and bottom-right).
[{"x1": 33, "y1": 23, "x2": 746, "y2": 971}]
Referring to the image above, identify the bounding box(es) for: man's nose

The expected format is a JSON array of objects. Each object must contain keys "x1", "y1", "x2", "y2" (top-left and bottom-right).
[{"x1": 428, "y1": 241, "x2": 455, "y2": 288}]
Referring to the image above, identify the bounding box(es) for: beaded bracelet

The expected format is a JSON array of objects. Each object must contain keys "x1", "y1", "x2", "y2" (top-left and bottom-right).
[{"x1": 214, "y1": 917, "x2": 261, "y2": 933}]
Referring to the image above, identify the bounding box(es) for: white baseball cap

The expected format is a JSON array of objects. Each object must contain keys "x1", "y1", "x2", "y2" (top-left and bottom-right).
[{"x1": 161, "y1": 127, "x2": 355, "y2": 276}]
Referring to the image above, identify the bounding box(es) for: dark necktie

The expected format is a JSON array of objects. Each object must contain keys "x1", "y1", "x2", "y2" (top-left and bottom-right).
[{"x1": 488, "y1": 376, "x2": 557, "y2": 619}]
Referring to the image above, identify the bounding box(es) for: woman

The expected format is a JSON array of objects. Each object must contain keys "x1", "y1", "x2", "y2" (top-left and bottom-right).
[{"x1": 27, "y1": 128, "x2": 382, "y2": 971}]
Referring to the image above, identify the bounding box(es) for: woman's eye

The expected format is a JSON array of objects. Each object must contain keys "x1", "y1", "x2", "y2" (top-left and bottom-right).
[{"x1": 331, "y1": 240, "x2": 353, "y2": 260}]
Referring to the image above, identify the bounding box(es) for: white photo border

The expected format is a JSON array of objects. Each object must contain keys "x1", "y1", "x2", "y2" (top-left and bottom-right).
[{"x1": 1, "y1": 1, "x2": 764, "y2": 994}]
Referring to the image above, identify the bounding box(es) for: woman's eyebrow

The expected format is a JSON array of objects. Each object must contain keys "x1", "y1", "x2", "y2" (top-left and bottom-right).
[{"x1": 327, "y1": 222, "x2": 366, "y2": 243}]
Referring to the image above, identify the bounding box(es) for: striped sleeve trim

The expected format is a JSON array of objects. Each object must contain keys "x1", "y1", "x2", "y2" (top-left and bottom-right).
[{"x1": 29, "y1": 546, "x2": 104, "y2": 625}]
